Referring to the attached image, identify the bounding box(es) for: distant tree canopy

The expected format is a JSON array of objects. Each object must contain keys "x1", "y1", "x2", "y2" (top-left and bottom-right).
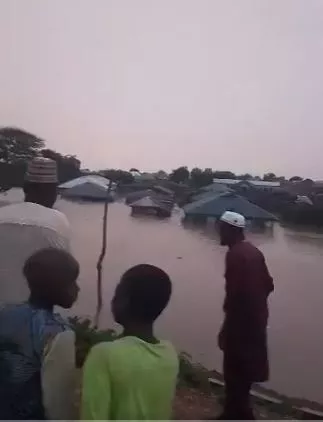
[
  {"x1": 213, "y1": 170, "x2": 236, "y2": 180},
  {"x1": 237, "y1": 173, "x2": 253, "y2": 181},
  {"x1": 155, "y1": 170, "x2": 168, "y2": 180},
  {"x1": 190, "y1": 167, "x2": 213, "y2": 188},
  {"x1": 289, "y1": 176, "x2": 303, "y2": 182},
  {"x1": 0, "y1": 127, "x2": 45, "y2": 164},
  {"x1": 41, "y1": 149, "x2": 81, "y2": 183},
  {"x1": 263, "y1": 172, "x2": 277, "y2": 181},
  {"x1": 0, "y1": 128, "x2": 311, "y2": 193},
  {"x1": 100, "y1": 169, "x2": 134, "y2": 184},
  {"x1": 0, "y1": 127, "x2": 81, "y2": 189},
  {"x1": 169, "y1": 166, "x2": 190, "y2": 184}
]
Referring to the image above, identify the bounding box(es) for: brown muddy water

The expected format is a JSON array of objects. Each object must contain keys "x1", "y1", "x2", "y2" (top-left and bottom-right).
[{"x1": 1, "y1": 189, "x2": 323, "y2": 403}]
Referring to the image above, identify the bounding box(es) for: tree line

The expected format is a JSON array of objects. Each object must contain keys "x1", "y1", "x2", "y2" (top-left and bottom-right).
[
  {"x1": 0, "y1": 126, "x2": 306, "y2": 191},
  {"x1": 0, "y1": 127, "x2": 81, "y2": 190},
  {"x1": 168, "y1": 166, "x2": 304, "y2": 188}
]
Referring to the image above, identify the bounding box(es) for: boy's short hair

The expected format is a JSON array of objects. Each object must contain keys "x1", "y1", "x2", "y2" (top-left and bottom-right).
[
  {"x1": 23, "y1": 248, "x2": 79, "y2": 290},
  {"x1": 120, "y1": 264, "x2": 172, "y2": 322}
]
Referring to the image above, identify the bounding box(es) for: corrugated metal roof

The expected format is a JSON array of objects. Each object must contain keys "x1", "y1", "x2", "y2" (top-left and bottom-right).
[
  {"x1": 61, "y1": 182, "x2": 112, "y2": 200},
  {"x1": 125, "y1": 190, "x2": 153, "y2": 204},
  {"x1": 129, "y1": 196, "x2": 170, "y2": 211},
  {"x1": 200, "y1": 182, "x2": 231, "y2": 193},
  {"x1": 183, "y1": 192, "x2": 278, "y2": 221},
  {"x1": 129, "y1": 196, "x2": 157, "y2": 207},
  {"x1": 213, "y1": 178, "x2": 281, "y2": 188},
  {"x1": 59, "y1": 175, "x2": 110, "y2": 189}
]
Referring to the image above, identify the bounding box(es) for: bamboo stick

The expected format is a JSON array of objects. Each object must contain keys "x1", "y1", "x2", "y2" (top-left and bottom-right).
[{"x1": 94, "y1": 179, "x2": 113, "y2": 328}]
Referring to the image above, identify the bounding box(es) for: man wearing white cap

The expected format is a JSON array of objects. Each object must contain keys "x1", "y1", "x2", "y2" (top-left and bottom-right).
[
  {"x1": 0, "y1": 157, "x2": 70, "y2": 304},
  {"x1": 217, "y1": 211, "x2": 274, "y2": 420}
]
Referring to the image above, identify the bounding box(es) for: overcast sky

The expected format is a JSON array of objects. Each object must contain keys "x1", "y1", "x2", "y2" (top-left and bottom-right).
[{"x1": 0, "y1": 0, "x2": 322, "y2": 178}]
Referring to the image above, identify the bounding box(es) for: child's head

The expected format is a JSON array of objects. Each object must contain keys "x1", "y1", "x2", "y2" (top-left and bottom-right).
[
  {"x1": 112, "y1": 264, "x2": 172, "y2": 326},
  {"x1": 24, "y1": 248, "x2": 80, "y2": 309}
]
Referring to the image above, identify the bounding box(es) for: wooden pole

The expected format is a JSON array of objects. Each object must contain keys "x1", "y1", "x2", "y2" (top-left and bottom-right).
[{"x1": 94, "y1": 179, "x2": 113, "y2": 328}]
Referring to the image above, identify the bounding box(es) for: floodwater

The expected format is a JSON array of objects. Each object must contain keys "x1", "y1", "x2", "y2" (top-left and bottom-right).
[{"x1": 1, "y1": 189, "x2": 323, "y2": 403}]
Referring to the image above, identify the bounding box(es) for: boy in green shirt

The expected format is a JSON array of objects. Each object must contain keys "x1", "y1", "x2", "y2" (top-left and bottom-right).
[{"x1": 81, "y1": 264, "x2": 179, "y2": 420}]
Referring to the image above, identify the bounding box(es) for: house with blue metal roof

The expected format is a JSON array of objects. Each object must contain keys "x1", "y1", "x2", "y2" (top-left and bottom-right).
[{"x1": 183, "y1": 192, "x2": 278, "y2": 222}]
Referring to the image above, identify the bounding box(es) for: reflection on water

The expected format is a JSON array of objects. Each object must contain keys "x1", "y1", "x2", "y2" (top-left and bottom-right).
[{"x1": 1, "y1": 189, "x2": 323, "y2": 403}]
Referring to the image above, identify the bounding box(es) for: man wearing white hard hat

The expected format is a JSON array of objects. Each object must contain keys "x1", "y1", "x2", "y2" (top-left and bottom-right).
[
  {"x1": 0, "y1": 157, "x2": 70, "y2": 304},
  {"x1": 217, "y1": 211, "x2": 274, "y2": 420}
]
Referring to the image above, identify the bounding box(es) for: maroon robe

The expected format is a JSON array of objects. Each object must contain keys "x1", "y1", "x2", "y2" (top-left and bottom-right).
[{"x1": 222, "y1": 240, "x2": 274, "y2": 383}]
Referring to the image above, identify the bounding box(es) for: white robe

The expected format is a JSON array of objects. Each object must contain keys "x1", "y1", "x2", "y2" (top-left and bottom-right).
[
  {"x1": 0, "y1": 201, "x2": 70, "y2": 304},
  {"x1": 0, "y1": 201, "x2": 76, "y2": 419}
]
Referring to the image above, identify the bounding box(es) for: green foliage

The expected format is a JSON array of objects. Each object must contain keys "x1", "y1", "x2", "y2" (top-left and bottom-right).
[
  {"x1": 0, "y1": 127, "x2": 45, "y2": 164},
  {"x1": 100, "y1": 169, "x2": 134, "y2": 184},
  {"x1": 237, "y1": 173, "x2": 253, "y2": 181},
  {"x1": 0, "y1": 127, "x2": 81, "y2": 189},
  {"x1": 68, "y1": 316, "x2": 118, "y2": 368},
  {"x1": 41, "y1": 149, "x2": 81, "y2": 183},
  {"x1": 213, "y1": 170, "x2": 236, "y2": 180},
  {"x1": 289, "y1": 176, "x2": 303, "y2": 182},
  {"x1": 169, "y1": 166, "x2": 190, "y2": 184},
  {"x1": 178, "y1": 352, "x2": 211, "y2": 391},
  {"x1": 190, "y1": 167, "x2": 213, "y2": 188}
]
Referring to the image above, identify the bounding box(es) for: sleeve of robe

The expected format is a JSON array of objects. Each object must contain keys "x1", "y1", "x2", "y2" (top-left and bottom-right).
[{"x1": 41, "y1": 330, "x2": 77, "y2": 420}]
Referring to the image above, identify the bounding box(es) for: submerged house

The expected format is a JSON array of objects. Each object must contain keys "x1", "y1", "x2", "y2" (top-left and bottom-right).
[
  {"x1": 60, "y1": 176, "x2": 115, "y2": 201},
  {"x1": 183, "y1": 192, "x2": 278, "y2": 224},
  {"x1": 212, "y1": 178, "x2": 281, "y2": 193},
  {"x1": 125, "y1": 189, "x2": 153, "y2": 205},
  {"x1": 59, "y1": 175, "x2": 112, "y2": 190},
  {"x1": 199, "y1": 182, "x2": 231, "y2": 194},
  {"x1": 129, "y1": 196, "x2": 173, "y2": 218}
]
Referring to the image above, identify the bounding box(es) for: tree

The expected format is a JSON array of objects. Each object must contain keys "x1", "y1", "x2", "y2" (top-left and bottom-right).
[
  {"x1": 155, "y1": 170, "x2": 168, "y2": 180},
  {"x1": 237, "y1": 173, "x2": 253, "y2": 181},
  {"x1": 289, "y1": 176, "x2": 303, "y2": 182},
  {"x1": 213, "y1": 171, "x2": 236, "y2": 180},
  {"x1": 169, "y1": 166, "x2": 189, "y2": 184},
  {"x1": 41, "y1": 149, "x2": 81, "y2": 183},
  {"x1": 100, "y1": 169, "x2": 134, "y2": 184},
  {"x1": 263, "y1": 172, "x2": 277, "y2": 182},
  {"x1": 190, "y1": 167, "x2": 213, "y2": 188},
  {"x1": 190, "y1": 167, "x2": 203, "y2": 184},
  {"x1": 0, "y1": 126, "x2": 45, "y2": 163}
]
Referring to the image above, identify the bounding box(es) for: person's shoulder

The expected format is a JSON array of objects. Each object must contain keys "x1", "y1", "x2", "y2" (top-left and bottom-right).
[
  {"x1": 158, "y1": 340, "x2": 179, "y2": 365},
  {"x1": 230, "y1": 241, "x2": 261, "y2": 256},
  {"x1": 244, "y1": 241, "x2": 264, "y2": 258},
  {"x1": 31, "y1": 308, "x2": 69, "y2": 340},
  {"x1": 159, "y1": 339, "x2": 178, "y2": 355},
  {"x1": 0, "y1": 202, "x2": 68, "y2": 228},
  {"x1": 48, "y1": 208, "x2": 70, "y2": 233},
  {"x1": 0, "y1": 303, "x2": 27, "y2": 319},
  {"x1": 86, "y1": 340, "x2": 118, "y2": 365},
  {"x1": 88, "y1": 337, "x2": 143, "y2": 359},
  {"x1": 0, "y1": 202, "x2": 23, "y2": 221}
]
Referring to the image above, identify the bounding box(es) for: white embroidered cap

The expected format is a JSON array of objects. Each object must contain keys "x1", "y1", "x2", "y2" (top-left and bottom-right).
[
  {"x1": 25, "y1": 157, "x2": 58, "y2": 184},
  {"x1": 220, "y1": 211, "x2": 246, "y2": 228}
]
